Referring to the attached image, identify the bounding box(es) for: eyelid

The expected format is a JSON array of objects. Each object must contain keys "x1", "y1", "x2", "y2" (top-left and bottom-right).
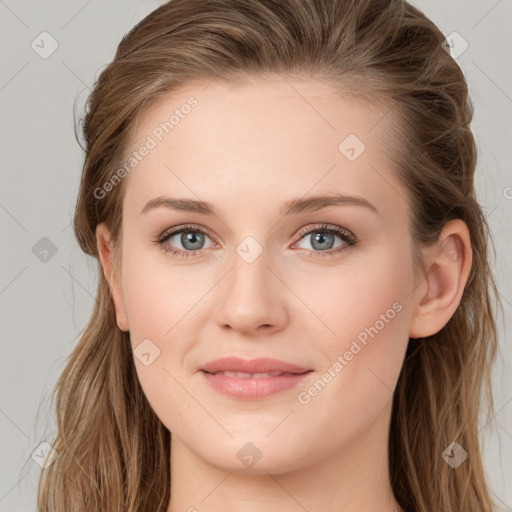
[
  {"x1": 294, "y1": 223, "x2": 355, "y2": 242},
  {"x1": 157, "y1": 222, "x2": 211, "y2": 238}
]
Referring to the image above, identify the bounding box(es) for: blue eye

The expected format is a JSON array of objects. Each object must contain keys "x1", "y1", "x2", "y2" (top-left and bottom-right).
[
  {"x1": 293, "y1": 223, "x2": 358, "y2": 258},
  {"x1": 155, "y1": 224, "x2": 214, "y2": 258},
  {"x1": 154, "y1": 223, "x2": 358, "y2": 259}
]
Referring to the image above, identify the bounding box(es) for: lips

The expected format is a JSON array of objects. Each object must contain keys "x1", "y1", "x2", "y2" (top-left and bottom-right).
[
  {"x1": 200, "y1": 357, "x2": 311, "y2": 375},
  {"x1": 199, "y1": 357, "x2": 313, "y2": 400}
]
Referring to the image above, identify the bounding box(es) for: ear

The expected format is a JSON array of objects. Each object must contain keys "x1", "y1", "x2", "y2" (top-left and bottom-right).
[
  {"x1": 409, "y1": 219, "x2": 472, "y2": 339},
  {"x1": 96, "y1": 222, "x2": 129, "y2": 332}
]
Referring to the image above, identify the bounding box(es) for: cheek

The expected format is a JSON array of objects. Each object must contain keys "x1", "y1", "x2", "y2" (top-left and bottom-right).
[
  {"x1": 300, "y1": 251, "x2": 412, "y2": 418},
  {"x1": 119, "y1": 242, "x2": 198, "y2": 340},
  {"x1": 117, "y1": 247, "x2": 208, "y2": 430},
  {"x1": 306, "y1": 247, "x2": 411, "y2": 350},
  {"x1": 292, "y1": 304, "x2": 409, "y2": 461}
]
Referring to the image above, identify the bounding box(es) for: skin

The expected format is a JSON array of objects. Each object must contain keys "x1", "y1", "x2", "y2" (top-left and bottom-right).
[{"x1": 96, "y1": 76, "x2": 472, "y2": 512}]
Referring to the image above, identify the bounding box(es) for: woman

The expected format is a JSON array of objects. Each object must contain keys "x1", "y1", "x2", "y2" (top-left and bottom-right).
[{"x1": 37, "y1": 0, "x2": 502, "y2": 511}]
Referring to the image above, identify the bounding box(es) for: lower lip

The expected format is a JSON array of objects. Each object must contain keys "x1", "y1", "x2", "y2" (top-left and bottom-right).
[{"x1": 200, "y1": 371, "x2": 313, "y2": 400}]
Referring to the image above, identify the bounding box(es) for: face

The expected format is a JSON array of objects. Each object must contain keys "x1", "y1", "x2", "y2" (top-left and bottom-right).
[{"x1": 98, "y1": 76, "x2": 423, "y2": 473}]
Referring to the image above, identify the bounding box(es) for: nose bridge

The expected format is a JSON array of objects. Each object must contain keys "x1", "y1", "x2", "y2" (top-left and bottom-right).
[{"x1": 214, "y1": 235, "x2": 287, "y2": 332}]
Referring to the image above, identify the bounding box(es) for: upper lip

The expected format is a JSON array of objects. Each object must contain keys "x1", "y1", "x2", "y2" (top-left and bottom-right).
[{"x1": 201, "y1": 357, "x2": 311, "y2": 374}]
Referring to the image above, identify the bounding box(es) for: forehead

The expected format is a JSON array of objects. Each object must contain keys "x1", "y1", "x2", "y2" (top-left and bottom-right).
[{"x1": 121, "y1": 76, "x2": 408, "y2": 225}]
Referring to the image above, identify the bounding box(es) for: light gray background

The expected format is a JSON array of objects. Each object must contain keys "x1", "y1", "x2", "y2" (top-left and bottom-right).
[{"x1": 1, "y1": 1, "x2": 511, "y2": 510}]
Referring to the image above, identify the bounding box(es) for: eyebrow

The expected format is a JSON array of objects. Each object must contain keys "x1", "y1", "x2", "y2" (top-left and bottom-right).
[{"x1": 140, "y1": 193, "x2": 379, "y2": 218}]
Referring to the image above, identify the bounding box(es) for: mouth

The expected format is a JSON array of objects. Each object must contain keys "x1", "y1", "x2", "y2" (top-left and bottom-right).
[
  {"x1": 200, "y1": 356, "x2": 311, "y2": 375},
  {"x1": 199, "y1": 357, "x2": 314, "y2": 400}
]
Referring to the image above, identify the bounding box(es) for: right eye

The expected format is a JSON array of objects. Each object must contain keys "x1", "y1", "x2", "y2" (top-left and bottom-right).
[{"x1": 155, "y1": 224, "x2": 216, "y2": 257}]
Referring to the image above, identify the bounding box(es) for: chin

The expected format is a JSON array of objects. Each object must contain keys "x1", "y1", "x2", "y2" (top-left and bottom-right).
[{"x1": 195, "y1": 435, "x2": 310, "y2": 475}]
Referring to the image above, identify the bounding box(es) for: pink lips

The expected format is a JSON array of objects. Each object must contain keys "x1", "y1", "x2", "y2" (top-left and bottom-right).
[
  {"x1": 201, "y1": 356, "x2": 310, "y2": 374},
  {"x1": 200, "y1": 357, "x2": 313, "y2": 400}
]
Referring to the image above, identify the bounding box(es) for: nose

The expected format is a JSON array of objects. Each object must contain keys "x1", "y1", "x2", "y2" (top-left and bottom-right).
[{"x1": 214, "y1": 249, "x2": 288, "y2": 336}]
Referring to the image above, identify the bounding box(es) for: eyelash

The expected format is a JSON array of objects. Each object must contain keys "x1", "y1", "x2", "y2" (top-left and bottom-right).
[{"x1": 153, "y1": 223, "x2": 358, "y2": 259}]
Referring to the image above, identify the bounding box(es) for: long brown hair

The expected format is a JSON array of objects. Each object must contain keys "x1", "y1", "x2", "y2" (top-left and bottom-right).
[{"x1": 37, "y1": 0, "x2": 503, "y2": 510}]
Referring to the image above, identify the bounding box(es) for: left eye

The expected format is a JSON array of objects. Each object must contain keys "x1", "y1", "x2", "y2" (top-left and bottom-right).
[{"x1": 292, "y1": 224, "x2": 357, "y2": 256}]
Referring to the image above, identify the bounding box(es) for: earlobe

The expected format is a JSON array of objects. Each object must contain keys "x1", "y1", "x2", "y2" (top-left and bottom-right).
[
  {"x1": 409, "y1": 220, "x2": 472, "y2": 339},
  {"x1": 96, "y1": 223, "x2": 130, "y2": 332}
]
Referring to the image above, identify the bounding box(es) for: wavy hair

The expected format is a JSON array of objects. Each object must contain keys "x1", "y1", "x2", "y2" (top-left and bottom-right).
[{"x1": 37, "y1": 0, "x2": 503, "y2": 510}]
